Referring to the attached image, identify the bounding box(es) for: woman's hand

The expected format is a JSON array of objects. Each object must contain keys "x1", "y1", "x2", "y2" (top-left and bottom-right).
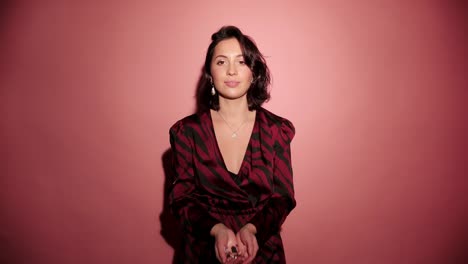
[
  {"x1": 236, "y1": 223, "x2": 258, "y2": 264},
  {"x1": 211, "y1": 223, "x2": 242, "y2": 263}
]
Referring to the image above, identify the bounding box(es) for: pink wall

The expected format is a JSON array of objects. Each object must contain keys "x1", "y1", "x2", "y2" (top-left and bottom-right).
[{"x1": 1, "y1": 1, "x2": 467, "y2": 263}]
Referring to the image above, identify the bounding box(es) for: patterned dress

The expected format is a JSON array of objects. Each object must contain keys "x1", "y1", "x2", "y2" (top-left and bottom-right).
[{"x1": 169, "y1": 107, "x2": 296, "y2": 263}]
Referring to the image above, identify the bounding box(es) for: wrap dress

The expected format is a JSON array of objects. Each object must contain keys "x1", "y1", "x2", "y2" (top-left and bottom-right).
[{"x1": 169, "y1": 107, "x2": 296, "y2": 263}]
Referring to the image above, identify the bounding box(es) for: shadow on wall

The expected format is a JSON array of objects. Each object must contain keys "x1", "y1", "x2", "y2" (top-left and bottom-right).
[
  {"x1": 194, "y1": 66, "x2": 211, "y2": 114},
  {"x1": 0, "y1": 0, "x2": 11, "y2": 22},
  {"x1": 159, "y1": 148, "x2": 183, "y2": 264},
  {"x1": 0, "y1": 0, "x2": 15, "y2": 35},
  {"x1": 0, "y1": 0, "x2": 13, "y2": 53},
  {"x1": 159, "y1": 68, "x2": 207, "y2": 263},
  {"x1": 1, "y1": 3, "x2": 26, "y2": 264},
  {"x1": 453, "y1": 225, "x2": 468, "y2": 264}
]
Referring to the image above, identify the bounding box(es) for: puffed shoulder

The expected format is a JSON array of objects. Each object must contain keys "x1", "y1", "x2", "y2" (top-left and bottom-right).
[
  {"x1": 260, "y1": 108, "x2": 295, "y2": 144},
  {"x1": 280, "y1": 118, "x2": 295, "y2": 144},
  {"x1": 169, "y1": 114, "x2": 200, "y2": 135}
]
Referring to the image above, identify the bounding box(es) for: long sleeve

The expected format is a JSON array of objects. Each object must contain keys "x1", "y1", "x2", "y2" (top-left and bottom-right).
[
  {"x1": 248, "y1": 119, "x2": 296, "y2": 246},
  {"x1": 169, "y1": 122, "x2": 219, "y2": 239}
]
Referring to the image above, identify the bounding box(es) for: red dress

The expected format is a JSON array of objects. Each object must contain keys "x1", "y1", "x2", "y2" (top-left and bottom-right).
[{"x1": 169, "y1": 107, "x2": 296, "y2": 263}]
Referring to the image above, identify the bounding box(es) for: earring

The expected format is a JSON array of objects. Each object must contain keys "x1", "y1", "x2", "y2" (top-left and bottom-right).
[{"x1": 211, "y1": 84, "x2": 216, "y2": 96}]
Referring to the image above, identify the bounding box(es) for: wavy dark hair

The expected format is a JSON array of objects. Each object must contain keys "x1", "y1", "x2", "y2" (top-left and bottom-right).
[{"x1": 196, "y1": 25, "x2": 271, "y2": 112}]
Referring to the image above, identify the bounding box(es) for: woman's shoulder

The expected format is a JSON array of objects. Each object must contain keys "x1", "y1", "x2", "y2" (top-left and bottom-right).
[
  {"x1": 169, "y1": 111, "x2": 206, "y2": 134},
  {"x1": 258, "y1": 107, "x2": 295, "y2": 142}
]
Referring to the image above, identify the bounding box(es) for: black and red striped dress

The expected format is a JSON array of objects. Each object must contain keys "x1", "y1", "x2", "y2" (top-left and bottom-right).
[{"x1": 169, "y1": 107, "x2": 296, "y2": 263}]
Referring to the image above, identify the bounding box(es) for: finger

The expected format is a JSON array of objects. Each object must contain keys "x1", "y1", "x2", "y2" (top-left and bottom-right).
[
  {"x1": 247, "y1": 236, "x2": 259, "y2": 263},
  {"x1": 245, "y1": 254, "x2": 254, "y2": 264},
  {"x1": 217, "y1": 243, "x2": 227, "y2": 263},
  {"x1": 240, "y1": 242, "x2": 250, "y2": 263},
  {"x1": 224, "y1": 230, "x2": 239, "y2": 263},
  {"x1": 234, "y1": 256, "x2": 244, "y2": 264},
  {"x1": 244, "y1": 236, "x2": 256, "y2": 263},
  {"x1": 242, "y1": 253, "x2": 253, "y2": 264},
  {"x1": 253, "y1": 237, "x2": 259, "y2": 255},
  {"x1": 247, "y1": 237, "x2": 255, "y2": 260},
  {"x1": 238, "y1": 243, "x2": 247, "y2": 258},
  {"x1": 214, "y1": 244, "x2": 221, "y2": 263},
  {"x1": 236, "y1": 231, "x2": 248, "y2": 262},
  {"x1": 250, "y1": 238, "x2": 258, "y2": 262},
  {"x1": 239, "y1": 232, "x2": 251, "y2": 260},
  {"x1": 235, "y1": 233, "x2": 245, "y2": 256}
]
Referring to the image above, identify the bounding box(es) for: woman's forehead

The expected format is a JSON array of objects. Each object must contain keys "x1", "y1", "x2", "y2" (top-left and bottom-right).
[{"x1": 213, "y1": 38, "x2": 243, "y2": 56}]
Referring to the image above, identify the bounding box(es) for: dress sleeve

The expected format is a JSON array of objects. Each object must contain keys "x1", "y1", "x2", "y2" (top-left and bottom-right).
[
  {"x1": 248, "y1": 119, "x2": 296, "y2": 246},
  {"x1": 169, "y1": 121, "x2": 220, "y2": 239}
]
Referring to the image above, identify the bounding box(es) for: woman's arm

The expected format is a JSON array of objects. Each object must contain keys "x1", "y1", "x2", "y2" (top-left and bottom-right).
[
  {"x1": 170, "y1": 122, "x2": 240, "y2": 262},
  {"x1": 169, "y1": 123, "x2": 220, "y2": 239},
  {"x1": 246, "y1": 119, "x2": 296, "y2": 246}
]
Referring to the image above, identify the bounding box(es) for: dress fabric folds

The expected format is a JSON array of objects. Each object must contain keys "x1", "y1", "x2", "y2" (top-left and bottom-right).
[{"x1": 169, "y1": 107, "x2": 296, "y2": 263}]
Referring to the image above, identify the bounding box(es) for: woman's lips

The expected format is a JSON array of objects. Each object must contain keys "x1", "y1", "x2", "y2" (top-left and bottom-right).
[{"x1": 224, "y1": 81, "x2": 240, "y2": 88}]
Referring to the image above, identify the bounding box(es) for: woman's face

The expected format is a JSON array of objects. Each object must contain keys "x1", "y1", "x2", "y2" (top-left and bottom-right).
[{"x1": 210, "y1": 38, "x2": 253, "y2": 101}]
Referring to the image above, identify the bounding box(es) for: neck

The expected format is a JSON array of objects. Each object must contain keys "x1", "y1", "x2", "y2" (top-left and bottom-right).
[{"x1": 217, "y1": 97, "x2": 250, "y2": 119}]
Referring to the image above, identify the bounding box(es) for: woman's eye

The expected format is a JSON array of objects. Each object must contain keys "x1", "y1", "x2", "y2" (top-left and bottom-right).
[
  {"x1": 216, "y1": 60, "x2": 225, "y2": 65},
  {"x1": 239, "y1": 61, "x2": 245, "y2": 65}
]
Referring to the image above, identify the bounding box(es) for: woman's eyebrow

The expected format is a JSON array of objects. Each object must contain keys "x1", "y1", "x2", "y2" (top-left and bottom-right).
[{"x1": 214, "y1": 54, "x2": 244, "y2": 59}]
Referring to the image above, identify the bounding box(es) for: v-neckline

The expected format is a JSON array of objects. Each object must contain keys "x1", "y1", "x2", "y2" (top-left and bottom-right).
[{"x1": 209, "y1": 109, "x2": 258, "y2": 176}]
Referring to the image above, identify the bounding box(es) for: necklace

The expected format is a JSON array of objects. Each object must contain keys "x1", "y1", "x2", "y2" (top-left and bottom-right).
[{"x1": 217, "y1": 111, "x2": 248, "y2": 138}]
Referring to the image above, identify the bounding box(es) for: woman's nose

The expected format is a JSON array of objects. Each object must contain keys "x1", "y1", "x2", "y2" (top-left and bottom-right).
[{"x1": 227, "y1": 64, "x2": 237, "y2": 75}]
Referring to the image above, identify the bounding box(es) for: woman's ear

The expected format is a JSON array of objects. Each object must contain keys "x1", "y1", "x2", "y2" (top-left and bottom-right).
[{"x1": 205, "y1": 74, "x2": 213, "y2": 84}]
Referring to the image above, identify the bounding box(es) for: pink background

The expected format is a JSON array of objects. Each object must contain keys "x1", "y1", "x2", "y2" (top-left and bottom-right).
[{"x1": 1, "y1": 1, "x2": 467, "y2": 263}]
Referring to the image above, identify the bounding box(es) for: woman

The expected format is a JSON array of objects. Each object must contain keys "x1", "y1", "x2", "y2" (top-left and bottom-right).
[{"x1": 169, "y1": 25, "x2": 296, "y2": 263}]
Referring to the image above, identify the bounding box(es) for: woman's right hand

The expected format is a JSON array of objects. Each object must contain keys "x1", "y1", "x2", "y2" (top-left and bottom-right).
[
  {"x1": 210, "y1": 223, "x2": 241, "y2": 263},
  {"x1": 236, "y1": 223, "x2": 258, "y2": 264}
]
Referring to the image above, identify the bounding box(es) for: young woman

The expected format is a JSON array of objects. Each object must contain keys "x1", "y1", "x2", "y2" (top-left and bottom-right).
[{"x1": 169, "y1": 25, "x2": 296, "y2": 264}]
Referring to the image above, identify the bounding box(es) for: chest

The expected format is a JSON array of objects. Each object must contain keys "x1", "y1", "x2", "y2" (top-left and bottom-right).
[{"x1": 212, "y1": 119, "x2": 255, "y2": 174}]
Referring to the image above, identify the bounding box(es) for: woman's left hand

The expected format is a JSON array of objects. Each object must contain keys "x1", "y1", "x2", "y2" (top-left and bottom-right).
[
  {"x1": 236, "y1": 223, "x2": 258, "y2": 264},
  {"x1": 211, "y1": 223, "x2": 241, "y2": 263}
]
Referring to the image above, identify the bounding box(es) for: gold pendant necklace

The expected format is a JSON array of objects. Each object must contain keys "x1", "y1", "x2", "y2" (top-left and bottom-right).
[{"x1": 217, "y1": 111, "x2": 247, "y2": 138}]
